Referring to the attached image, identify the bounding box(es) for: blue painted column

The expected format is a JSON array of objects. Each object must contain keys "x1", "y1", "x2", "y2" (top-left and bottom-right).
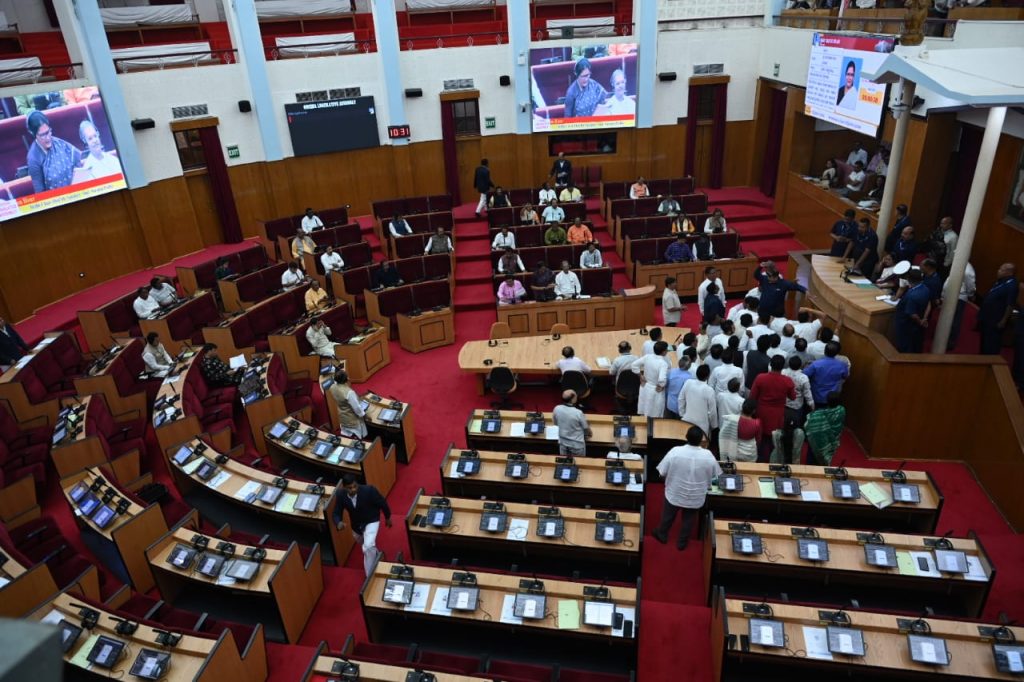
[
  {"x1": 223, "y1": 0, "x2": 283, "y2": 161},
  {"x1": 56, "y1": 0, "x2": 146, "y2": 187},
  {"x1": 370, "y1": 0, "x2": 408, "y2": 146},
  {"x1": 508, "y1": 0, "x2": 532, "y2": 135},
  {"x1": 634, "y1": 0, "x2": 658, "y2": 129}
]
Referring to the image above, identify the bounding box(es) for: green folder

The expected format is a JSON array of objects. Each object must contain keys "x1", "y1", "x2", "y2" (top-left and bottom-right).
[
  {"x1": 896, "y1": 551, "x2": 918, "y2": 576},
  {"x1": 558, "y1": 599, "x2": 580, "y2": 630},
  {"x1": 68, "y1": 633, "x2": 100, "y2": 668},
  {"x1": 860, "y1": 482, "x2": 893, "y2": 509},
  {"x1": 469, "y1": 419, "x2": 483, "y2": 434}
]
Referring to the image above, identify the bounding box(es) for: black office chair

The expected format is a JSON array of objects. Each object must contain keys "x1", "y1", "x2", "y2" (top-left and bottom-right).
[
  {"x1": 486, "y1": 366, "x2": 522, "y2": 409},
  {"x1": 560, "y1": 370, "x2": 591, "y2": 409},
  {"x1": 614, "y1": 370, "x2": 641, "y2": 415}
]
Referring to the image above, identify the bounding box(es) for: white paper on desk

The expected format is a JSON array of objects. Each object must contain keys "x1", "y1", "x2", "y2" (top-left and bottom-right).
[
  {"x1": 403, "y1": 583, "x2": 430, "y2": 612},
  {"x1": 506, "y1": 518, "x2": 530, "y2": 542},
  {"x1": 612, "y1": 606, "x2": 636, "y2": 638},
  {"x1": 182, "y1": 458, "x2": 204, "y2": 475},
  {"x1": 207, "y1": 471, "x2": 232, "y2": 490},
  {"x1": 626, "y1": 473, "x2": 644, "y2": 492},
  {"x1": 544, "y1": 425, "x2": 560, "y2": 441},
  {"x1": 909, "y1": 551, "x2": 941, "y2": 577},
  {"x1": 848, "y1": 277, "x2": 872, "y2": 286},
  {"x1": 448, "y1": 461, "x2": 463, "y2": 479},
  {"x1": 234, "y1": 480, "x2": 261, "y2": 501},
  {"x1": 596, "y1": 356, "x2": 611, "y2": 369},
  {"x1": 964, "y1": 555, "x2": 988, "y2": 581},
  {"x1": 36, "y1": 337, "x2": 56, "y2": 349},
  {"x1": 165, "y1": 371, "x2": 184, "y2": 384},
  {"x1": 41, "y1": 609, "x2": 64, "y2": 626},
  {"x1": 229, "y1": 354, "x2": 247, "y2": 369},
  {"x1": 14, "y1": 355, "x2": 31, "y2": 369},
  {"x1": 801, "y1": 490, "x2": 822, "y2": 502},
  {"x1": 215, "y1": 572, "x2": 237, "y2": 587},
  {"x1": 584, "y1": 602, "x2": 614, "y2": 629},
  {"x1": 509, "y1": 422, "x2": 526, "y2": 438},
  {"x1": 500, "y1": 594, "x2": 522, "y2": 624},
  {"x1": 430, "y1": 587, "x2": 453, "y2": 616},
  {"x1": 0, "y1": 576, "x2": 9, "y2": 588},
  {"x1": 802, "y1": 626, "x2": 834, "y2": 660}
]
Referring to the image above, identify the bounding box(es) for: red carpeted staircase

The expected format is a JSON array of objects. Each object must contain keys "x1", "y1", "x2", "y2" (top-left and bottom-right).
[{"x1": 702, "y1": 187, "x2": 805, "y2": 267}]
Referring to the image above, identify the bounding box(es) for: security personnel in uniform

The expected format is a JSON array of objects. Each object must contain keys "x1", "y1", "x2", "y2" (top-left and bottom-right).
[
  {"x1": 892, "y1": 269, "x2": 931, "y2": 353},
  {"x1": 754, "y1": 262, "x2": 806, "y2": 318}
]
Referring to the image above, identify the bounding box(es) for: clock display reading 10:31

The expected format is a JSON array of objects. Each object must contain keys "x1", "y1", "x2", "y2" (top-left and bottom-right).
[{"x1": 387, "y1": 125, "x2": 411, "y2": 139}]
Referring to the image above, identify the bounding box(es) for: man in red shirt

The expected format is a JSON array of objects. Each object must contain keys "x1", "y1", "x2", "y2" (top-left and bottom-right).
[{"x1": 749, "y1": 355, "x2": 796, "y2": 461}]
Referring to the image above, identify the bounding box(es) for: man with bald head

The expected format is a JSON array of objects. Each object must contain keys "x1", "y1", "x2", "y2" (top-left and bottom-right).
[
  {"x1": 979, "y1": 263, "x2": 1018, "y2": 355},
  {"x1": 552, "y1": 389, "x2": 591, "y2": 456}
]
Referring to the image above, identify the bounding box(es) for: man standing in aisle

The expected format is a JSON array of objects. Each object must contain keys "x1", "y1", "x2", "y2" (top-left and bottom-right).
[
  {"x1": 662, "y1": 277, "x2": 684, "y2": 327},
  {"x1": 334, "y1": 473, "x2": 392, "y2": 576},
  {"x1": 979, "y1": 263, "x2": 1019, "y2": 355},
  {"x1": 632, "y1": 340, "x2": 669, "y2": 417},
  {"x1": 0, "y1": 316, "x2": 29, "y2": 366},
  {"x1": 653, "y1": 425, "x2": 721, "y2": 550},
  {"x1": 755, "y1": 262, "x2": 806, "y2": 318},
  {"x1": 552, "y1": 389, "x2": 591, "y2": 456},
  {"x1": 474, "y1": 158, "x2": 493, "y2": 218}
]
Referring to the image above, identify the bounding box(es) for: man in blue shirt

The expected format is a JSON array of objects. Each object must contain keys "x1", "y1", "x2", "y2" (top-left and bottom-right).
[
  {"x1": 755, "y1": 263, "x2": 806, "y2": 318},
  {"x1": 885, "y1": 203, "x2": 912, "y2": 254},
  {"x1": 889, "y1": 225, "x2": 917, "y2": 265},
  {"x1": 842, "y1": 218, "x2": 879, "y2": 278},
  {"x1": 803, "y1": 341, "x2": 850, "y2": 405},
  {"x1": 920, "y1": 258, "x2": 942, "y2": 303},
  {"x1": 979, "y1": 262, "x2": 1019, "y2": 355},
  {"x1": 664, "y1": 357, "x2": 693, "y2": 420},
  {"x1": 892, "y1": 270, "x2": 931, "y2": 353},
  {"x1": 829, "y1": 209, "x2": 857, "y2": 257},
  {"x1": 664, "y1": 235, "x2": 693, "y2": 263}
]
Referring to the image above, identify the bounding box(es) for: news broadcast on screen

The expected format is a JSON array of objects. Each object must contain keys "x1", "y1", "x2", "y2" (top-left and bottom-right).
[
  {"x1": 530, "y1": 43, "x2": 638, "y2": 133},
  {"x1": 804, "y1": 33, "x2": 895, "y2": 136},
  {"x1": 0, "y1": 86, "x2": 125, "y2": 222}
]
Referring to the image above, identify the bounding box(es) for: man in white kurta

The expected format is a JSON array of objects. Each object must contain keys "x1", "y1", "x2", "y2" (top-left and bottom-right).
[
  {"x1": 305, "y1": 320, "x2": 335, "y2": 358},
  {"x1": 677, "y1": 364, "x2": 719, "y2": 435},
  {"x1": 631, "y1": 341, "x2": 669, "y2": 417}
]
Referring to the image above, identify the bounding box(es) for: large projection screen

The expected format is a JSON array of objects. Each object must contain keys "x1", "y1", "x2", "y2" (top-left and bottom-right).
[
  {"x1": 0, "y1": 87, "x2": 126, "y2": 222},
  {"x1": 531, "y1": 43, "x2": 638, "y2": 133},
  {"x1": 804, "y1": 33, "x2": 896, "y2": 137}
]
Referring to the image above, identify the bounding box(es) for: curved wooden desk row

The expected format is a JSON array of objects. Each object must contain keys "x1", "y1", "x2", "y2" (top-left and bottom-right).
[
  {"x1": 807, "y1": 254, "x2": 895, "y2": 335},
  {"x1": 138, "y1": 291, "x2": 220, "y2": 357},
  {"x1": 304, "y1": 649, "x2": 479, "y2": 682},
  {"x1": 51, "y1": 394, "x2": 141, "y2": 481},
  {"x1": 360, "y1": 391, "x2": 417, "y2": 464},
  {"x1": 28, "y1": 590, "x2": 268, "y2": 681},
  {"x1": 440, "y1": 444, "x2": 645, "y2": 511},
  {"x1": 631, "y1": 256, "x2": 760, "y2": 300},
  {"x1": 705, "y1": 462, "x2": 943, "y2": 534},
  {"x1": 704, "y1": 516, "x2": 994, "y2": 618},
  {"x1": 73, "y1": 337, "x2": 160, "y2": 426},
  {"x1": 494, "y1": 286, "x2": 656, "y2": 337},
  {"x1": 145, "y1": 520, "x2": 323, "y2": 644},
  {"x1": 0, "y1": 332, "x2": 86, "y2": 426},
  {"x1": 711, "y1": 590, "x2": 1024, "y2": 681},
  {"x1": 150, "y1": 349, "x2": 230, "y2": 456}
]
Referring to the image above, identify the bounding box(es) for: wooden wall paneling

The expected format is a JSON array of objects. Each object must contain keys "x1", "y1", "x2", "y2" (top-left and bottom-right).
[
  {"x1": 971, "y1": 367, "x2": 1024, "y2": 532},
  {"x1": 723, "y1": 120, "x2": 755, "y2": 188},
  {"x1": 228, "y1": 162, "x2": 277, "y2": 240},
  {"x1": 906, "y1": 113, "x2": 957, "y2": 234},
  {"x1": 773, "y1": 86, "x2": 808, "y2": 216},
  {"x1": 478, "y1": 134, "x2": 521, "y2": 192},
  {"x1": 809, "y1": 129, "x2": 867, "y2": 176},
  {"x1": 633, "y1": 127, "x2": 655, "y2": 181},
  {"x1": 456, "y1": 137, "x2": 483, "y2": 206},
  {"x1": 648, "y1": 124, "x2": 686, "y2": 180},
  {"x1": 130, "y1": 177, "x2": 205, "y2": 263},
  {"x1": 749, "y1": 80, "x2": 773, "y2": 190},
  {"x1": 185, "y1": 172, "x2": 226, "y2": 247}
]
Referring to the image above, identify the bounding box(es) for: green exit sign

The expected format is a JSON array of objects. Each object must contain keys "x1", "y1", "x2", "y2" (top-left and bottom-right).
[
  {"x1": 484, "y1": 117, "x2": 496, "y2": 129},
  {"x1": 226, "y1": 145, "x2": 240, "y2": 159}
]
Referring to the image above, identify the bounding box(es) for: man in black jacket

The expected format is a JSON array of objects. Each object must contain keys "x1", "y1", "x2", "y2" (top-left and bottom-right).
[
  {"x1": 550, "y1": 152, "x2": 572, "y2": 189},
  {"x1": 474, "y1": 158, "x2": 494, "y2": 218},
  {"x1": 0, "y1": 316, "x2": 29, "y2": 366},
  {"x1": 333, "y1": 474, "x2": 392, "y2": 575}
]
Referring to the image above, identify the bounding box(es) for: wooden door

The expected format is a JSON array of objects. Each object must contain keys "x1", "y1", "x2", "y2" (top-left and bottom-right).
[
  {"x1": 185, "y1": 172, "x2": 224, "y2": 247},
  {"x1": 456, "y1": 137, "x2": 482, "y2": 205},
  {"x1": 693, "y1": 123, "x2": 714, "y2": 189}
]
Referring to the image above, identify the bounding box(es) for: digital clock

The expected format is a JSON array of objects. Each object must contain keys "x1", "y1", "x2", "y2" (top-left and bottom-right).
[{"x1": 387, "y1": 124, "x2": 411, "y2": 139}]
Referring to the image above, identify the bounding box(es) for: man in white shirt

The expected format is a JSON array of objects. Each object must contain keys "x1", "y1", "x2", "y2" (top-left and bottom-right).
[
  {"x1": 716, "y1": 377, "x2": 745, "y2": 420},
  {"x1": 710, "y1": 351, "x2": 744, "y2": 394},
  {"x1": 662, "y1": 277, "x2": 684, "y2": 327},
  {"x1": 938, "y1": 216, "x2": 958, "y2": 277},
  {"x1": 301, "y1": 208, "x2": 324, "y2": 234},
  {"x1": 609, "y1": 341, "x2": 638, "y2": 378},
  {"x1": 556, "y1": 346, "x2": 591, "y2": 376},
  {"x1": 653, "y1": 426, "x2": 721, "y2": 549},
  {"x1": 492, "y1": 227, "x2": 516, "y2": 251},
  {"x1": 748, "y1": 312, "x2": 774, "y2": 345},
  {"x1": 282, "y1": 262, "x2": 304, "y2": 289},
  {"x1": 783, "y1": 355, "x2": 814, "y2": 423},
  {"x1": 846, "y1": 142, "x2": 868, "y2": 168},
  {"x1": 552, "y1": 390, "x2": 591, "y2": 456},
  {"x1": 710, "y1": 321, "x2": 738, "y2": 353},
  {"x1": 542, "y1": 200, "x2": 565, "y2": 224},
  {"x1": 844, "y1": 161, "x2": 866, "y2": 194},
  {"x1": 580, "y1": 243, "x2": 603, "y2": 269},
  {"x1": 606, "y1": 436, "x2": 643, "y2": 461},
  {"x1": 946, "y1": 261, "x2": 976, "y2": 351},
  {"x1": 793, "y1": 308, "x2": 828, "y2": 344},
  {"x1": 133, "y1": 287, "x2": 161, "y2": 320},
  {"x1": 305, "y1": 319, "x2": 335, "y2": 358},
  {"x1": 632, "y1": 341, "x2": 669, "y2": 417},
  {"x1": 807, "y1": 327, "x2": 839, "y2": 361},
  {"x1": 779, "y1": 324, "x2": 798, "y2": 355},
  {"x1": 389, "y1": 214, "x2": 412, "y2": 237},
  {"x1": 497, "y1": 248, "x2": 526, "y2": 274},
  {"x1": 554, "y1": 261, "x2": 581, "y2": 299},
  {"x1": 142, "y1": 332, "x2": 174, "y2": 377},
  {"x1": 602, "y1": 69, "x2": 636, "y2": 116},
  {"x1": 291, "y1": 231, "x2": 316, "y2": 263},
  {"x1": 321, "y1": 245, "x2": 345, "y2": 273},
  {"x1": 727, "y1": 296, "x2": 759, "y2": 325},
  {"x1": 697, "y1": 267, "x2": 725, "y2": 317},
  {"x1": 678, "y1": 365, "x2": 718, "y2": 436},
  {"x1": 538, "y1": 183, "x2": 556, "y2": 206},
  {"x1": 149, "y1": 277, "x2": 179, "y2": 307}
]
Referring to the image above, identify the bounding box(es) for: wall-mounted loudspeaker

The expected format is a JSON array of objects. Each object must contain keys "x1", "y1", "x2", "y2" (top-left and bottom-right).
[
  {"x1": 499, "y1": 75, "x2": 511, "y2": 86},
  {"x1": 130, "y1": 118, "x2": 155, "y2": 131},
  {"x1": 658, "y1": 72, "x2": 677, "y2": 82},
  {"x1": 405, "y1": 88, "x2": 423, "y2": 98},
  {"x1": 238, "y1": 100, "x2": 252, "y2": 113}
]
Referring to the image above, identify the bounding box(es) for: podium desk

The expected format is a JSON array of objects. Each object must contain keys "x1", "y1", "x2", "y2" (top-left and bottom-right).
[
  {"x1": 361, "y1": 560, "x2": 640, "y2": 669},
  {"x1": 440, "y1": 445, "x2": 646, "y2": 511},
  {"x1": 29, "y1": 590, "x2": 268, "y2": 681},
  {"x1": 807, "y1": 254, "x2": 895, "y2": 334},
  {"x1": 704, "y1": 516, "x2": 994, "y2": 618},
  {"x1": 146, "y1": 524, "x2": 323, "y2": 644},
  {"x1": 361, "y1": 392, "x2": 417, "y2": 464},
  {"x1": 263, "y1": 418, "x2": 396, "y2": 497},
  {"x1": 496, "y1": 286, "x2": 656, "y2": 337},
  {"x1": 705, "y1": 463, "x2": 942, "y2": 534},
  {"x1": 405, "y1": 490, "x2": 642, "y2": 580},
  {"x1": 397, "y1": 307, "x2": 455, "y2": 353},
  {"x1": 167, "y1": 437, "x2": 354, "y2": 566},
  {"x1": 711, "y1": 591, "x2": 1024, "y2": 682}
]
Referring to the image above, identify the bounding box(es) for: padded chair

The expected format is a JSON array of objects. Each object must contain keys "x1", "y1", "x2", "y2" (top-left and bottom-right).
[
  {"x1": 350, "y1": 641, "x2": 414, "y2": 665},
  {"x1": 486, "y1": 366, "x2": 522, "y2": 410},
  {"x1": 550, "y1": 323, "x2": 570, "y2": 337},
  {"x1": 614, "y1": 370, "x2": 642, "y2": 415},
  {"x1": 560, "y1": 370, "x2": 592, "y2": 407},
  {"x1": 415, "y1": 649, "x2": 482, "y2": 676},
  {"x1": 489, "y1": 322, "x2": 511, "y2": 340},
  {"x1": 479, "y1": 658, "x2": 553, "y2": 682}
]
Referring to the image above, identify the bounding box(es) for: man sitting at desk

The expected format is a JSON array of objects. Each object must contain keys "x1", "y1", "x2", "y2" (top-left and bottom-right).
[
  {"x1": 424, "y1": 226, "x2": 453, "y2": 255},
  {"x1": 389, "y1": 214, "x2": 413, "y2": 237},
  {"x1": 305, "y1": 318, "x2": 336, "y2": 358},
  {"x1": 497, "y1": 274, "x2": 526, "y2": 305},
  {"x1": 703, "y1": 209, "x2": 728, "y2": 234},
  {"x1": 544, "y1": 221, "x2": 567, "y2": 245},
  {"x1": 0, "y1": 316, "x2": 29, "y2": 366},
  {"x1": 490, "y1": 187, "x2": 511, "y2": 208},
  {"x1": 305, "y1": 280, "x2": 329, "y2": 312},
  {"x1": 664, "y1": 234, "x2": 694, "y2": 263},
  {"x1": 609, "y1": 341, "x2": 638, "y2": 378},
  {"x1": 301, "y1": 207, "x2": 324, "y2": 234},
  {"x1": 214, "y1": 257, "x2": 233, "y2": 280},
  {"x1": 329, "y1": 370, "x2": 367, "y2": 439},
  {"x1": 497, "y1": 247, "x2": 525, "y2": 274},
  {"x1": 321, "y1": 245, "x2": 344, "y2": 274},
  {"x1": 552, "y1": 389, "x2": 591, "y2": 456},
  {"x1": 580, "y1": 242, "x2": 603, "y2": 269},
  {"x1": 333, "y1": 472, "x2": 392, "y2": 576},
  {"x1": 492, "y1": 226, "x2": 516, "y2": 251},
  {"x1": 200, "y1": 344, "x2": 241, "y2": 387},
  {"x1": 282, "y1": 262, "x2": 305, "y2": 289},
  {"x1": 142, "y1": 332, "x2": 174, "y2": 377},
  {"x1": 630, "y1": 176, "x2": 649, "y2": 199},
  {"x1": 542, "y1": 199, "x2": 565, "y2": 225},
  {"x1": 557, "y1": 346, "x2": 592, "y2": 376},
  {"x1": 658, "y1": 195, "x2": 681, "y2": 217},
  {"x1": 531, "y1": 262, "x2": 556, "y2": 301},
  {"x1": 373, "y1": 261, "x2": 403, "y2": 289},
  {"x1": 133, "y1": 287, "x2": 161, "y2": 320},
  {"x1": 291, "y1": 230, "x2": 316, "y2": 264},
  {"x1": 555, "y1": 261, "x2": 582, "y2": 299},
  {"x1": 566, "y1": 217, "x2": 593, "y2": 245},
  {"x1": 149, "y1": 276, "x2": 179, "y2": 307},
  {"x1": 559, "y1": 182, "x2": 582, "y2": 203}
]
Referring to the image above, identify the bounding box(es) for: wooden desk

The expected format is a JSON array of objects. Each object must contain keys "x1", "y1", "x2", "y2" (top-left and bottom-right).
[
  {"x1": 304, "y1": 650, "x2": 479, "y2": 681},
  {"x1": 397, "y1": 307, "x2": 455, "y2": 353},
  {"x1": 361, "y1": 561, "x2": 639, "y2": 668},
  {"x1": 138, "y1": 291, "x2": 219, "y2": 356},
  {"x1": 630, "y1": 256, "x2": 760, "y2": 300},
  {"x1": 263, "y1": 418, "x2": 396, "y2": 497},
  {"x1": 0, "y1": 332, "x2": 76, "y2": 425},
  {"x1": 73, "y1": 337, "x2": 154, "y2": 419},
  {"x1": 146, "y1": 525, "x2": 323, "y2": 644},
  {"x1": 808, "y1": 254, "x2": 895, "y2": 335},
  {"x1": 458, "y1": 327, "x2": 689, "y2": 395},
  {"x1": 405, "y1": 490, "x2": 642, "y2": 579},
  {"x1": 28, "y1": 590, "x2": 267, "y2": 681},
  {"x1": 362, "y1": 392, "x2": 417, "y2": 464},
  {"x1": 50, "y1": 396, "x2": 141, "y2": 482},
  {"x1": 151, "y1": 351, "x2": 231, "y2": 456},
  {"x1": 704, "y1": 517, "x2": 994, "y2": 618},
  {"x1": 439, "y1": 445, "x2": 646, "y2": 511},
  {"x1": 496, "y1": 286, "x2": 656, "y2": 337},
  {"x1": 241, "y1": 353, "x2": 313, "y2": 455},
  {"x1": 711, "y1": 591, "x2": 1024, "y2": 681},
  {"x1": 167, "y1": 436, "x2": 354, "y2": 566},
  {"x1": 706, "y1": 463, "x2": 942, "y2": 534},
  {"x1": 779, "y1": 173, "x2": 877, "y2": 251},
  {"x1": 61, "y1": 467, "x2": 169, "y2": 593}
]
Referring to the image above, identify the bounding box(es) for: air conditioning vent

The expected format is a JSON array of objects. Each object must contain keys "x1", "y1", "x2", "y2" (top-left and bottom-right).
[
  {"x1": 329, "y1": 87, "x2": 361, "y2": 99},
  {"x1": 693, "y1": 63, "x2": 725, "y2": 75},
  {"x1": 171, "y1": 104, "x2": 209, "y2": 119},
  {"x1": 296, "y1": 90, "x2": 329, "y2": 103},
  {"x1": 443, "y1": 78, "x2": 475, "y2": 91}
]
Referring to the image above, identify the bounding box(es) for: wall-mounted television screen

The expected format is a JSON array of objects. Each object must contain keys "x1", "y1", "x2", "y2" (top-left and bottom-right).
[
  {"x1": 285, "y1": 96, "x2": 380, "y2": 157},
  {"x1": 530, "y1": 43, "x2": 638, "y2": 133},
  {"x1": 804, "y1": 33, "x2": 895, "y2": 137},
  {"x1": 0, "y1": 86, "x2": 125, "y2": 222}
]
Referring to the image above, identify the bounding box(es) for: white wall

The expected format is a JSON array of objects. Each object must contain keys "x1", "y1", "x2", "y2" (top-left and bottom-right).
[{"x1": 0, "y1": 0, "x2": 54, "y2": 33}]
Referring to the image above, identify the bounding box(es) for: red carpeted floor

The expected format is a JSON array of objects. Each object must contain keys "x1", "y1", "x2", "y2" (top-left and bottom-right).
[{"x1": 13, "y1": 188, "x2": 1024, "y2": 681}]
